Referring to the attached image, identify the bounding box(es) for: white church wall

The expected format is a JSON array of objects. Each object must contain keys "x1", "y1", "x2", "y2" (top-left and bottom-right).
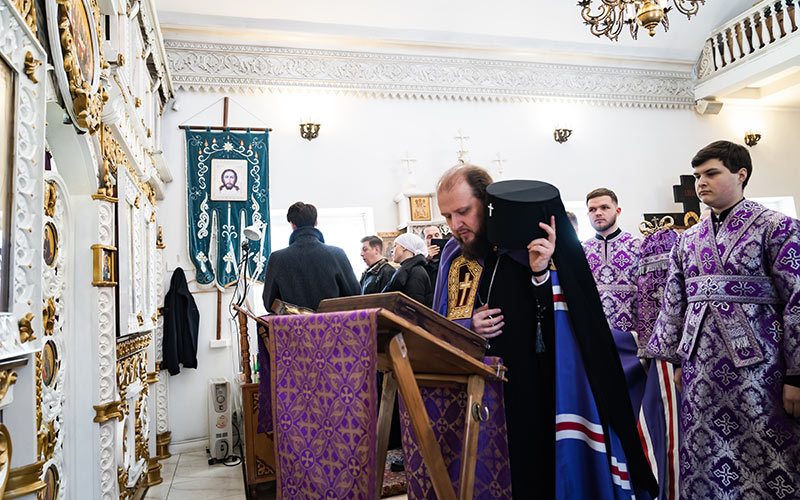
[{"x1": 159, "y1": 88, "x2": 800, "y2": 446}]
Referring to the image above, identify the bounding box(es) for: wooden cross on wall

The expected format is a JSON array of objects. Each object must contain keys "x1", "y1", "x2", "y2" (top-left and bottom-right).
[
  {"x1": 672, "y1": 174, "x2": 700, "y2": 215},
  {"x1": 642, "y1": 174, "x2": 702, "y2": 230}
]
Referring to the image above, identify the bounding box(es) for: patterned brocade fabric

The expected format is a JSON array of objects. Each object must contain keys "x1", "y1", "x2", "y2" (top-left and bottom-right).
[
  {"x1": 268, "y1": 311, "x2": 379, "y2": 500},
  {"x1": 646, "y1": 201, "x2": 800, "y2": 498},
  {"x1": 636, "y1": 229, "x2": 679, "y2": 350},
  {"x1": 398, "y1": 357, "x2": 512, "y2": 500},
  {"x1": 583, "y1": 231, "x2": 642, "y2": 332}
]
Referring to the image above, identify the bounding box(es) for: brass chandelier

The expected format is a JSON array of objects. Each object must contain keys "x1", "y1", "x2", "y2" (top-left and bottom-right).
[{"x1": 577, "y1": 0, "x2": 705, "y2": 41}]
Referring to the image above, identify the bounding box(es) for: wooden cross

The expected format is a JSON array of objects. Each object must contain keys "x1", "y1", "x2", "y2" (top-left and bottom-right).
[
  {"x1": 455, "y1": 129, "x2": 470, "y2": 162},
  {"x1": 672, "y1": 174, "x2": 701, "y2": 215},
  {"x1": 401, "y1": 151, "x2": 417, "y2": 173}
]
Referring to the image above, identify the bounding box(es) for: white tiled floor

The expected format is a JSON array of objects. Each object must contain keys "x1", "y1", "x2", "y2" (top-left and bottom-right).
[
  {"x1": 145, "y1": 451, "x2": 246, "y2": 500},
  {"x1": 144, "y1": 451, "x2": 408, "y2": 500}
]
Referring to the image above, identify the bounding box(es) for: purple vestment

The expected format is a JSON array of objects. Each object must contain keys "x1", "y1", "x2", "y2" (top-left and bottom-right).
[
  {"x1": 583, "y1": 231, "x2": 642, "y2": 332},
  {"x1": 646, "y1": 200, "x2": 800, "y2": 498},
  {"x1": 636, "y1": 229, "x2": 679, "y2": 351},
  {"x1": 268, "y1": 311, "x2": 379, "y2": 500}
]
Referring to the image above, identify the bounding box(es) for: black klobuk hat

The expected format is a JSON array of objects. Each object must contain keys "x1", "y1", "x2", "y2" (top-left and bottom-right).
[{"x1": 486, "y1": 180, "x2": 561, "y2": 249}]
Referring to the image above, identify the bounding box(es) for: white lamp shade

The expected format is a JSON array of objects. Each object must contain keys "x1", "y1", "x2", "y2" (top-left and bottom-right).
[{"x1": 243, "y1": 222, "x2": 264, "y2": 242}]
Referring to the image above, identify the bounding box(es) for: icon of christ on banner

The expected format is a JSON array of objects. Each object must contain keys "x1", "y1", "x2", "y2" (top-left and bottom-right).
[{"x1": 211, "y1": 159, "x2": 248, "y2": 202}]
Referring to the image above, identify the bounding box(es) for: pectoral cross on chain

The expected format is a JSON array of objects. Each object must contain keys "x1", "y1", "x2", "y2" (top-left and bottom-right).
[
  {"x1": 458, "y1": 272, "x2": 473, "y2": 306},
  {"x1": 488, "y1": 203, "x2": 494, "y2": 217}
]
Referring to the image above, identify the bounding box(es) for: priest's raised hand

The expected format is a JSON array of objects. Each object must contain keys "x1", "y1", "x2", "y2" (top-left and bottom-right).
[{"x1": 527, "y1": 216, "x2": 556, "y2": 283}]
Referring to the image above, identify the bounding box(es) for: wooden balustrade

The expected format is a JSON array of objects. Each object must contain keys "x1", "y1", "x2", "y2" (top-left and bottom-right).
[{"x1": 697, "y1": 0, "x2": 799, "y2": 81}]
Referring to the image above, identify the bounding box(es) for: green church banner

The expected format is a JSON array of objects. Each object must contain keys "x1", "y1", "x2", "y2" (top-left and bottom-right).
[{"x1": 185, "y1": 128, "x2": 270, "y2": 287}]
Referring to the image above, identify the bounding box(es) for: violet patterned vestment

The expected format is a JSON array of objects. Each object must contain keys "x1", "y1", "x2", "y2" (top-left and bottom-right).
[
  {"x1": 637, "y1": 228, "x2": 680, "y2": 350},
  {"x1": 583, "y1": 230, "x2": 642, "y2": 332},
  {"x1": 646, "y1": 200, "x2": 800, "y2": 499}
]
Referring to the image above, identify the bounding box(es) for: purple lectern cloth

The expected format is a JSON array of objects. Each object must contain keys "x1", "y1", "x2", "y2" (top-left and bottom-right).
[
  {"x1": 268, "y1": 310, "x2": 379, "y2": 500},
  {"x1": 398, "y1": 356, "x2": 512, "y2": 500},
  {"x1": 256, "y1": 320, "x2": 273, "y2": 434}
]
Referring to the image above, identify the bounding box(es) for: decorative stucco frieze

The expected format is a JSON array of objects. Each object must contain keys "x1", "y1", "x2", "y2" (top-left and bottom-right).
[{"x1": 165, "y1": 39, "x2": 694, "y2": 108}]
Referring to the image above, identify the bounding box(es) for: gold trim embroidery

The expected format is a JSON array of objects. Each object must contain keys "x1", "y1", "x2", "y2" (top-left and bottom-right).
[{"x1": 447, "y1": 256, "x2": 483, "y2": 320}]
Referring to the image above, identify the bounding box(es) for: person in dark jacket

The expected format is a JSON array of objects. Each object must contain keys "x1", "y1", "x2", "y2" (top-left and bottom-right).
[
  {"x1": 382, "y1": 232, "x2": 433, "y2": 307},
  {"x1": 422, "y1": 225, "x2": 444, "y2": 286},
  {"x1": 359, "y1": 235, "x2": 396, "y2": 294},
  {"x1": 163, "y1": 267, "x2": 200, "y2": 375},
  {"x1": 262, "y1": 201, "x2": 360, "y2": 311}
]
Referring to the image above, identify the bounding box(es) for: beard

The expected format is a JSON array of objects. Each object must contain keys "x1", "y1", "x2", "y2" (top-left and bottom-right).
[
  {"x1": 455, "y1": 230, "x2": 492, "y2": 261},
  {"x1": 590, "y1": 214, "x2": 617, "y2": 233}
]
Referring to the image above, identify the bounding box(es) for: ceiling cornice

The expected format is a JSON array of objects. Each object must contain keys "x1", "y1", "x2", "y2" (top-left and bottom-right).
[{"x1": 165, "y1": 39, "x2": 695, "y2": 108}]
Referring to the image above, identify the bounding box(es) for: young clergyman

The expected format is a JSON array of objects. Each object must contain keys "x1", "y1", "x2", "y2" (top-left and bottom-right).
[
  {"x1": 646, "y1": 140, "x2": 800, "y2": 498},
  {"x1": 582, "y1": 188, "x2": 642, "y2": 332}
]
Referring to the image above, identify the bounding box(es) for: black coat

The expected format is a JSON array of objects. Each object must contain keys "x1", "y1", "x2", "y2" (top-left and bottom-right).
[
  {"x1": 163, "y1": 267, "x2": 200, "y2": 376},
  {"x1": 359, "y1": 258, "x2": 396, "y2": 295},
  {"x1": 381, "y1": 254, "x2": 433, "y2": 307},
  {"x1": 262, "y1": 226, "x2": 361, "y2": 311}
]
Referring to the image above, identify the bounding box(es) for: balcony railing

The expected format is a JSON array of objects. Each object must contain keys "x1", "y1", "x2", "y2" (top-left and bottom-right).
[{"x1": 697, "y1": 0, "x2": 799, "y2": 82}]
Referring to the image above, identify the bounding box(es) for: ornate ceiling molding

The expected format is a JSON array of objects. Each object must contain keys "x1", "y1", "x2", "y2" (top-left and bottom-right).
[{"x1": 165, "y1": 39, "x2": 694, "y2": 108}]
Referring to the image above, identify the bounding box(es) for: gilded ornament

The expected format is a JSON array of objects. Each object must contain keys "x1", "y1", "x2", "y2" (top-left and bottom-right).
[
  {"x1": 117, "y1": 467, "x2": 129, "y2": 500},
  {"x1": 12, "y1": 0, "x2": 38, "y2": 36},
  {"x1": 24, "y1": 51, "x2": 41, "y2": 84},
  {"x1": 116, "y1": 333, "x2": 151, "y2": 359},
  {"x1": 35, "y1": 353, "x2": 42, "y2": 427},
  {"x1": 135, "y1": 97, "x2": 142, "y2": 108},
  {"x1": 136, "y1": 313, "x2": 144, "y2": 326},
  {"x1": 146, "y1": 371, "x2": 158, "y2": 385},
  {"x1": 117, "y1": 53, "x2": 125, "y2": 67},
  {"x1": 0, "y1": 371, "x2": 18, "y2": 405},
  {"x1": 156, "y1": 227, "x2": 165, "y2": 249},
  {"x1": 0, "y1": 424, "x2": 11, "y2": 497},
  {"x1": 92, "y1": 400, "x2": 123, "y2": 423},
  {"x1": 53, "y1": 0, "x2": 106, "y2": 133},
  {"x1": 36, "y1": 420, "x2": 56, "y2": 461},
  {"x1": 44, "y1": 181, "x2": 57, "y2": 217},
  {"x1": 42, "y1": 297, "x2": 56, "y2": 336},
  {"x1": 149, "y1": 212, "x2": 156, "y2": 223},
  {"x1": 639, "y1": 215, "x2": 675, "y2": 236},
  {"x1": 134, "y1": 195, "x2": 140, "y2": 209},
  {"x1": 684, "y1": 211, "x2": 700, "y2": 227},
  {"x1": 151, "y1": 314, "x2": 157, "y2": 325},
  {"x1": 146, "y1": 458, "x2": 163, "y2": 486},
  {"x1": 155, "y1": 432, "x2": 171, "y2": 460},
  {"x1": 4, "y1": 460, "x2": 46, "y2": 499},
  {"x1": 18, "y1": 313, "x2": 36, "y2": 343}
]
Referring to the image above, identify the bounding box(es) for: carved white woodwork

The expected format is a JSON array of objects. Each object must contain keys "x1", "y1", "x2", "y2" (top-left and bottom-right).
[
  {"x1": 99, "y1": 421, "x2": 118, "y2": 500},
  {"x1": 165, "y1": 39, "x2": 695, "y2": 108},
  {"x1": 0, "y1": 0, "x2": 46, "y2": 360},
  {"x1": 96, "y1": 196, "x2": 118, "y2": 500},
  {"x1": 97, "y1": 201, "x2": 116, "y2": 403},
  {"x1": 41, "y1": 175, "x2": 70, "y2": 500},
  {"x1": 155, "y1": 377, "x2": 169, "y2": 435}
]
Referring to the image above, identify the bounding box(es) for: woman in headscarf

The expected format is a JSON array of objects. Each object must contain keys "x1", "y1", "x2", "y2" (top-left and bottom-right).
[{"x1": 382, "y1": 232, "x2": 433, "y2": 307}]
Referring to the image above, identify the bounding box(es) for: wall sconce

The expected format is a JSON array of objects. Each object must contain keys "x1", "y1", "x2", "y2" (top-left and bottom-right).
[
  {"x1": 744, "y1": 130, "x2": 761, "y2": 147},
  {"x1": 299, "y1": 122, "x2": 321, "y2": 141},
  {"x1": 554, "y1": 128, "x2": 572, "y2": 144}
]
